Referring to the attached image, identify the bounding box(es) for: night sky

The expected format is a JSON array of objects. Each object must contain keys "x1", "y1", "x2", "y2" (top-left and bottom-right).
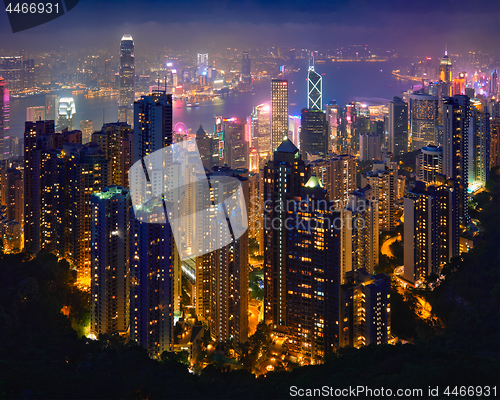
[{"x1": 0, "y1": 0, "x2": 499, "y2": 55}]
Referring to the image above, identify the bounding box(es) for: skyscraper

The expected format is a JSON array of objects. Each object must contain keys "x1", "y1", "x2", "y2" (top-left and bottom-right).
[
  {"x1": 469, "y1": 102, "x2": 490, "y2": 189},
  {"x1": 241, "y1": 52, "x2": 251, "y2": 84},
  {"x1": 439, "y1": 52, "x2": 452, "y2": 98},
  {"x1": 197, "y1": 53, "x2": 209, "y2": 77},
  {"x1": 264, "y1": 138, "x2": 308, "y2": 330},
  {"x1": 133, "y1": 91, "x2": 173, "y2": 163},
  {"x1": 0, "y1": 56, "x2": 22, "y2": 93},
  {"x1": 403, "y1": 179, "x2": 458, "y2": 284},
  {"x1": 130, "y1": 201, "x2": 179, "y2": 358},
  {"x1": 224, "y1": 118, "x2": 248, "y2": 170},
  {"x1": 388, "y1": 96, "x2": 408, "y2": 156},
  {"x1": 45, "y1": 94, "x2": 58, "y2": 122},
  {"x1": 271, "y1": 79, "x2": 289, "y2": 152},
  {"x1": 442, "y1": 95, "x2": 470, "y2": 227},
  {"x1": 26, "y1": 106, "x2": 45, "y2": 123},
  {"x1": 409, "y1": 93, "x2": 438, "y2": 150},
  {"x1": 80, "y1": 120, "x2": 93, "y2": 144},
  {"x1": 0, "y1": 78, "x2": 9, "y2": 160},
  {"x1": 251, "y1": 103, "x2": 271, "y2": 167},
  {"x1": 341, "y1": 186, "x2": 379, "y2": 281},
  {"x1": 300, "y1": 108, "x2": 328, "y2": 157},
  {"x1": 307, "y1": 59, "x2": 322, "y2": 110},
  {"x1": 195, "y1": 167, "x2": 249, "y2": 345},
  {"x1": 340, "y1": 268, "x2": 391, "y2": 348},
  {"x1": 416, "y1": 145, "x2": 443, "y2": 184},
  {"x1": 119, "y1": 35, "x2": 135, "y2": 124},
  {"x1": 453, "y1": 72, "x2": 466, "y2": 96},
  {"x1": 359, "y1": 133, "x2": 382, "y2": 161},
  {"x1": 92, "y1": 122, "x2": 132, "y2": 187},
  {"x1": 57, "y1": 97, "x2": 76, "y2": 130},
  {"x1": 285, "y1": 176, "x2": 342, "y2": 363},
  {"x1": 90, "y1": 186, "x2": 131, "y2": 338},
  {"x1": 309, "y1": 154, "x2": 357, "y2": 207}
]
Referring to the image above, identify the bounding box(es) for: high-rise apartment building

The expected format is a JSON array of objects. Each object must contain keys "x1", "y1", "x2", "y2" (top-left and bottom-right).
[
  {"x1": 341, "y1": 186, "x2": 379, "y2": 282},
  {"x1": 409, "y1": 93, "x2": 438, "y2": 150},
  {"x1": 416, "y1": 145, "x2": 443, "y2": 184},
  {"x1": 469, "y1": 102, "x2": 490, "y2": 189},
  {"x1": 403, "y1": 179, "x2": 459, "y2": 284},
  {"x1": 443, "y1": 95, "x2": 470, "y2": 227},
  {"x1": 300, "y1": 108, "x2": 328, "y2": 157},
  {"x1": 309, "y1": 154, "x2": 357, "y2": 207},
  {"x1": 490, "y1": 117, "x2": 499, "y2": 169},
  {"x1": 340, "y1": 268, "x2": 391, "y2": 348},
  {"x1": 133, "y1": 91, "x2": 172, "y2": 163},
  {"x1": 285, "y1": 176, "x2": 342, "y2": 363},
  {"x1": 271, "y1": 79, "x2": 289, "y2": 152},
  {"x1": 264, "y1": 138, "x2": 308, "y2": 330},
  {"x1": 130, "y1": 201, "x2": 180, "y2": 358},
  {"x1": 90, "y1": 186, "x2": 131, "y2": 337},
  {"x1": 359, "y1": 132, "x2": 382, "y2": 161},
  {"x1": 119, "y1": 35, "x2": 135, "y2": 125},
  {"x1": 195, "y1": 167, "x2": 249, "y2": 345},
  {"x1": 92, "y1": 122, "x2": 132, "y2": 187},
  {"x1": 388, "y1": 96, "x2": 408, "y2": 156}
]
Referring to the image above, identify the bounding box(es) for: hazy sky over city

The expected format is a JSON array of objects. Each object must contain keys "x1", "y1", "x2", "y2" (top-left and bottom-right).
[{"x1": 0, "y1": 0, "x2": 499, "y2": 56}]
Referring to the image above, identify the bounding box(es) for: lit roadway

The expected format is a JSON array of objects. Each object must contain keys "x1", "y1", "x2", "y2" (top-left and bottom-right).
[
  {"x1": 248, "y1": 299, "x2": 262, "y2": 336},
  {"x1": 380, "y1": 234, "x2": 401, "y2": 258}
]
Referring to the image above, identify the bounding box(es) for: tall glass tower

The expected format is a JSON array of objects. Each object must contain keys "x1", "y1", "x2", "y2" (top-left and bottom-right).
[
  {"x1": 119, "y1": 35, "x2": 135, "y2": 125},
  {"x1": 307, "y1": 58, "x2": 322, "y2": 110},
  {"x1": 271, "y1": 79, "x2": 289, "y2": 152}
]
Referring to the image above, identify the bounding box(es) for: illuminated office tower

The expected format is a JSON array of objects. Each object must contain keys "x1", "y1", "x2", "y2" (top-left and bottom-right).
[
  {"x1": 80, "y1": 120, "x2": 93, "y2": 144},
  {"x1": 90, "y1": 186, "x2": 131, "y2": 338},
  {"x1": 325, "y1": 101, "x2": 341, "y2": 152},
  {"x1": 58, "y1": 97, "x2": 76, "y2": 130},
  {"x1": 197, "y1": 53, "x2": 208, "y2": 76},
  {"x1": 271, "y1": 79, "x2": 289, "y2": 152},
  {"x1": 300, "y1": 108, "x2": 328, "y2": 157},
  {"x1": 251, "y1": 103, "x2": 271, "y2": 166},
  {"x1": 359, "y1": 132, "x2": 382, "y2": 161},
  {"x1": 22, "y1": 59, "x2": 35, "y2": 89},
  {"x1": 0, "y1": 56, "x2": 22, "y2": 93},
  {"x1": 224, "y1": 118, "x2": 248, "y2": 170},
  {"x1": 0, "y1": 78, "x2": 9, "y2": 160},
  {"x1": 66, "y1": 143, "x2": 111, "y2": 288},
  {"x1": 439, "y1": 52, "x2": 452, "y2": 98},
  {"x1": 341, "y1": 186, "x2": 379, "y2": 282},
  {"x1": 45, "y1": 94, "x2": 58, "y2": 121},
  {"x1": 442, "y1": 95, "x2": 470, "y2": 227},
  {"x1": 363, "y1": 163, "x2": 397, "y2": 232},
  {"x1": 388, "y1": 96, "x2": 408, "y2": 156},
  {"x1": 92, "y1": 122, "x2": 132, "y2": 187},
  {"x1": 469, "y1": 102, "x2": 490, "y2": 189},
  {"x1": 119, "y1": 35, "x2": 135, "y2": 124},
  {"x1": 26, "y1": 106, "x2": 45, "y2": 122},
  {"x1": 491, "y1": 70, "x2": 498, "y2": 95},
  {"x1": 453, "y1": 72, "x2": 466, "y2": 96},
  {"x1": 309, "y1": 154, "x2": 357, "y2": 207},
  {"x1": 133, "y1": 91, "x2": 173, "y2": 163},
  {"x1": 263, "y1": 138, "x2": 308, "y2": 330},
  {"x1": 339, "y1": 268, "x2": 391, "y2": 348},
  {"x1": 196, "y1": 167, "x2": 249, "y2": 345},
  {"x1": 416, "y1": 145, "x2": 443, "y2": 183},
  {"x1": 408, "y1": 93, "x2": 438, "y2": 150},
  {"x1": 288, "y1": 115, "x2": 301, "y2": 147},
  {"x1": 307, "y1": 59, "x2": 322, "y2": 110},
  {"x1": 130, "y1": 202, "x2": 179, "y2": 358},
  {"x1": 403, "y1": 179, "x2": 459, "y2": 285},
  {"x1": 491, "y1": 118, "x2": 499, "y2": 169},
  {"x1": 285, "y1": 176, "x2": 341, "y2": 363},
  {"x1": 23, "y1": 120, "x2": 55, "y2": 253},
  {"x1": 241, "y1": 52, "x2": 251, "y2": 84}
]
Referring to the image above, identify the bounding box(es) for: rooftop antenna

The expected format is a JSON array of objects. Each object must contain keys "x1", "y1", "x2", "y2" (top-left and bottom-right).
[
  {"x1": 103, "y1": 108, "x2": 105, "y2": 125},
  {"x1": 445, "y1": 44, "x2": 448, "y2": 56}
]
